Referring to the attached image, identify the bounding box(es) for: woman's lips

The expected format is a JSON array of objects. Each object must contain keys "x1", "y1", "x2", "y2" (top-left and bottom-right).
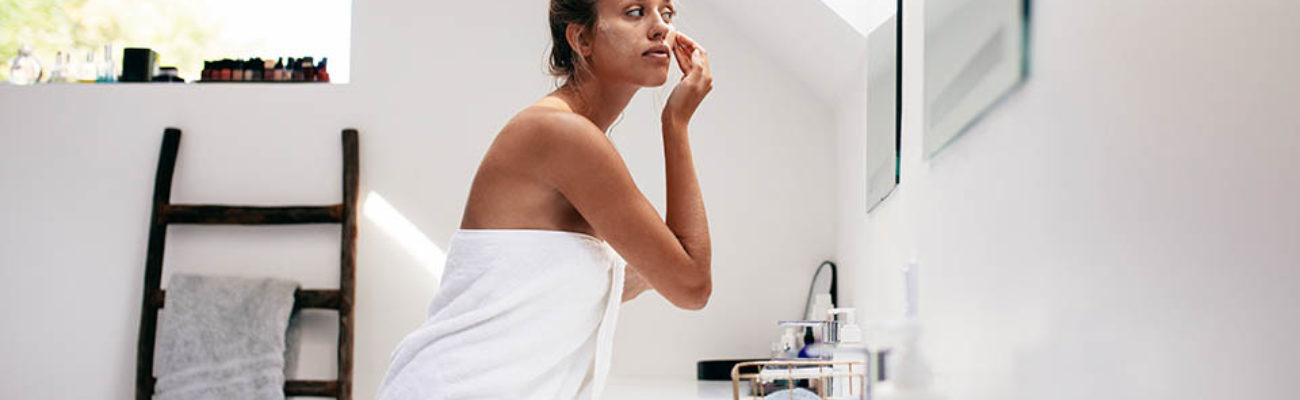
[
  {"x1": 643, "y1": 50, "x2": 670, "y2": 62},
  {"x1": 643, "y1": 44, "x2": 670, "y2": 63}
]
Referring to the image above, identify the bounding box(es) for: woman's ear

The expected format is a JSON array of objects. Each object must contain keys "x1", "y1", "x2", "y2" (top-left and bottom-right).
[{"x1": 566, "y1": 23, "x2": 592, "y2": 58}]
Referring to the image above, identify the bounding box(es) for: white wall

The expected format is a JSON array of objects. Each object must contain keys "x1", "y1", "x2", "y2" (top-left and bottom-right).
[
  {"x1": 0, "y1": 1, "x2": 840, "y2": 398},
  {"x1": 836, "y1": 0, "x2": 1300, "y2": 399}
]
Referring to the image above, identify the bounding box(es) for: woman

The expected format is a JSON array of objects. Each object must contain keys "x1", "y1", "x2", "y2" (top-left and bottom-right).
[{"x1": 376, "y1": 0, "x2": 712, "y2": 398}]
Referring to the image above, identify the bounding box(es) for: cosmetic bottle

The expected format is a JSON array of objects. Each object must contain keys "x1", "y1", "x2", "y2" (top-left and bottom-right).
[
  {"x1": 797, "y1": 327, "x2": 816, "y2": 359},
  {"x1": 315, "y1": 57, "x2": 330, "y2": 82},
  {"x1": 97, "y1": 44, "x2": 117, "y2": 83},
  {"x1": 291, "y1": 57, "x2": 304, "y2": 82},
  {"x1": 246, "y1": 59, "x2": 256, "y2": 81},
  {"x1": 76, "y1": 50, "x2": 98, "y2": 83},
  {"x1": 7, "y1": 44, "x2": 43, "y2": 85},
  {"x1": 263, "y1": 58, "x2": 276, "y2": 81},
  {"x1": 271, "y1": 58, "x2": 282, "y2": 81},
  {"x1": 220, "y1": 59, "x2": 233, "y2": 80},
  {"x1": 778, "y1": 327, "x2": 800, "y2": 359},
  {"x1": 46, "y1": 51, "x2": 69, "y2": 83},
  {"x1": 874, "y1": 261, "x2": 942, "y2": 400},
  {"x1": 300, "y1": 57, "x2": 315, "y2": 81}
]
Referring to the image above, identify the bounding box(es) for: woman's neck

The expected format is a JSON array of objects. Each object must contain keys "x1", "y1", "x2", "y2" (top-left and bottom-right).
[{"x1": 550, "y1": 80, "x2": 639, "y2": 133}]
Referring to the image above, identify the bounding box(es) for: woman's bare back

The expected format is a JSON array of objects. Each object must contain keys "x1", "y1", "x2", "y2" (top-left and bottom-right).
[{"x1": 458, "y1": 104, "x2": 597, "y2": 237}]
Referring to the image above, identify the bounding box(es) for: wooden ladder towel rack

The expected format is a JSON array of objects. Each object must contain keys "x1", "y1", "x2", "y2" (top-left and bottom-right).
[{"x1": 135, "y1": 127, "x2": 359, "y2": 400}]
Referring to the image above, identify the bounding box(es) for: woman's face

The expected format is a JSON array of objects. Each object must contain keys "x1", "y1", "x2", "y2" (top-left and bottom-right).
[{"x1": 586, "y1": 0, "x2": 677, "y2": 87}]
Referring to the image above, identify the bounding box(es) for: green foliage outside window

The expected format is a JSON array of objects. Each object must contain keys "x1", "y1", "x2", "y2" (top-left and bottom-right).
[{"x1": 2, "y1": 0, "x2": 254, "y2": 82}]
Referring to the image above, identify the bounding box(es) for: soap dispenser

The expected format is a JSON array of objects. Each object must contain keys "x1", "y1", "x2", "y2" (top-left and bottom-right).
[{"x1": 874, "y1": 260, "x2": 942, "y2": 400}]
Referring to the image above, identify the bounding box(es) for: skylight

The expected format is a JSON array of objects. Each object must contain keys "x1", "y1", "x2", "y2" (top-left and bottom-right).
[{"x1": 820, "y1": 0, "x2": 898, "y2": 37}]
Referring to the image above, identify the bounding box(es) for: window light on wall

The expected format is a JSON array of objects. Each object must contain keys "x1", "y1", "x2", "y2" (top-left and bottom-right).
[{"x1": 1, "y1": 0, "x2": 351, "y2": 84}]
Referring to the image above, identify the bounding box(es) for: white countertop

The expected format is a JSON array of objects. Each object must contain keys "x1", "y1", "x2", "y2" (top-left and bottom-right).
[{"x1": 604, "y1": 375, "x2": 737, "y2": 400}]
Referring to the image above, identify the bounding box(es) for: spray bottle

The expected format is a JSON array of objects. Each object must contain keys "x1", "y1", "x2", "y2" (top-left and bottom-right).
[{"x1": 873, "y1": 260, "x2": 942, "y2": 400}]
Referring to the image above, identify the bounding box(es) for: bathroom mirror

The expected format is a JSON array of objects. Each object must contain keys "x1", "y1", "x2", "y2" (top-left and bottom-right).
[
  {"x1": 865, "y1": 5, "x2": 901, "y2": 213},
  {"x1": 923, "y1": 0, "x2": 1030, "y2": 158}
]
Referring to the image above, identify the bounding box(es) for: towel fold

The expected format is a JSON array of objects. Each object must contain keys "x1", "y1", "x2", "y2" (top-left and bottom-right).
[
  {"x1": 154, "y1": 273, "x2": 299, "y2": 400},
  {"x1": 376, "y1": 229, "x2": 626, "y2": 400}
]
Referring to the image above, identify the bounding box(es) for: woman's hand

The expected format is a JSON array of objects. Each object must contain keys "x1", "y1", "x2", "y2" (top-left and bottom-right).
[{"x1": 663, "y1": 32, "x2": 713, "y2": 128}]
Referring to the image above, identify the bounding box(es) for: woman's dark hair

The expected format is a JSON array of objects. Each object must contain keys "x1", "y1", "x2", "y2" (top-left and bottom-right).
[{"x1": 549, "y1": 0, "x2": 599, "y2": 87}]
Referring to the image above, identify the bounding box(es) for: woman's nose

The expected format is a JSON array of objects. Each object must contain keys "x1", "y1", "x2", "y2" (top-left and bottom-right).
[{"x1": 649, "y1": 11, "x2": 671, "y2": 40}]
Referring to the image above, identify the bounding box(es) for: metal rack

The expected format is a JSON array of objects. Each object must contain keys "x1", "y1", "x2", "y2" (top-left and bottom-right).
[{"x1": 731, "y1": 359, "x2": 868, "y2": 400}]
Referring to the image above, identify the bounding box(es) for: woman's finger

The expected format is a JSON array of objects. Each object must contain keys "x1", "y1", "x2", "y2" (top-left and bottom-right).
[
  {"x1": 673, "y1": 37, "x2": 692, "y2": 75},
  {"x1": 696, "y1": 47, "x2": 710, "y2": 77},
  {"x1": 679, "y1": 34, "x2": 708, "y2": 76},
  {"x1": 687, "y1": 51, "x2": 707, "y2": 86},
  {"x1": 675, "y1": 32, "x2": 701, "y2": 54}
]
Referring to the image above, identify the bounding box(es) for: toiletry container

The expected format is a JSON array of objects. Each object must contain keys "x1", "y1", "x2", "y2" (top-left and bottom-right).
[
  {"x1": 875, "y1": 261, "x2": 941, "y2": 400},
  {"x1": 779, "y1": 327, "x2": 800, "y2": 359},
  {"x1": 871, "y1": 319, "x2": 940, "y2": 400},
  {"x1": 829, "y1": 308, "x2": 866, "y2": 399},
  {"x1": 7, "y1": 44, "x2": 42, "y2": 85}
]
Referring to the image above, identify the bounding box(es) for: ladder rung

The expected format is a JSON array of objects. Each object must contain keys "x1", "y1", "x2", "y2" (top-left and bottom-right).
[
  {"x1": 145, "y1": 377, "x2": 340, "y2": 397},
  {"x1": 285, "y1": 379, "x2": 340, "y2": 397},
  {"x1": 294, "y1": 289, "x2": 343, "y2": 309},
  {"x1": 162, "y1": 204, "x2": 344, "y2": 225},
  {"x1": 151, "y1": 289, "x2": 341, "y2": 310}
]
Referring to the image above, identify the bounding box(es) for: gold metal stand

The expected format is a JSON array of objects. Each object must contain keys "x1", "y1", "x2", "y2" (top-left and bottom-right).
[{"x1": 731, "y1": 359, "x2": 867, "y2": 400}]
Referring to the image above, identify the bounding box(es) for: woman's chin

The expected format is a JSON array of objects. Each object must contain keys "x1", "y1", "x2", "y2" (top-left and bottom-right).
[{"x1": 642, "y1": 72, "x2": 670, "y2": 88}]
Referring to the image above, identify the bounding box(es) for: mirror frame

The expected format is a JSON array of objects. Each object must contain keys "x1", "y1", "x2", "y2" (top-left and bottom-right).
[
  {"x1": 866, "y1": 0, "x2": 904, "y2": 213},
  {"x1": 922, "y1": 0, "x2": 1033, "y2": 159}
]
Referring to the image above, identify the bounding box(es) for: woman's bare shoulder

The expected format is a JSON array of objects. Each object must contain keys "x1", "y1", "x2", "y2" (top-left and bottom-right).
[
  {"x1": 495, "y1": 105, "x2": 610, "y2": 165},
  {"x1": 503, "y1": 105, "x2": 601, "y2": 138}
]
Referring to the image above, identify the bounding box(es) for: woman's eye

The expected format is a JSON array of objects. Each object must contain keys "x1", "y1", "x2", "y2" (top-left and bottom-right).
[
  {"x1": 662, "y1": 9, "x2": 675, "y2": 21},
  {"x1": 626, "y1": 7, "x2": 644, "y2": 17}
]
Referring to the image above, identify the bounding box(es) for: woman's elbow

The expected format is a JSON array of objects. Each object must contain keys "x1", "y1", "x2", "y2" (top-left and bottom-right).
[
  {"x1": 676, "y1": 273, "x2": 712, "y2": 311},
  {"x1": 687, "y1": 280, "x2": 713, "y2": 310}
]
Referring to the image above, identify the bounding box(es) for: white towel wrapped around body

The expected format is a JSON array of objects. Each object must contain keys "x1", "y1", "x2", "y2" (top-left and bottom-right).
[{"x1": 377, "y1": 228, "x2": 627, "y2": 400}]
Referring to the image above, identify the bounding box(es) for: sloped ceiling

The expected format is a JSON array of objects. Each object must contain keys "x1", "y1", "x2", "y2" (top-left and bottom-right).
[{"x1": 691, "y1": 0, "x2": 870, "y2": 106}]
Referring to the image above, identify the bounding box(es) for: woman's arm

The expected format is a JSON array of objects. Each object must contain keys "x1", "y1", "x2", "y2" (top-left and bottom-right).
[
  {"x1": 524, "y1": 32, "x2": 714, "y2": 310},
  {"x1": 618, "y1": 31, "x2": 714, "y2": 307},
  {"x1": 524, "y1": 111, "x2": 711, "y2": 310}
]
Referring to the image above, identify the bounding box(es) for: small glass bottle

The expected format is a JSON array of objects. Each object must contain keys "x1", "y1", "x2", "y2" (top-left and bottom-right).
[
  {"x1": 77, "y1": 49, "x2": 99, "y2": 83},
  {"x1": 47, "y1": 51, "x2": 68, "y2": 83},
  {"x1": 97, "y1": 44, "x2": 117, "y2": 83},
  {"x1": 7, "y1": 44, "x2": 44, "y2": 85}
]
